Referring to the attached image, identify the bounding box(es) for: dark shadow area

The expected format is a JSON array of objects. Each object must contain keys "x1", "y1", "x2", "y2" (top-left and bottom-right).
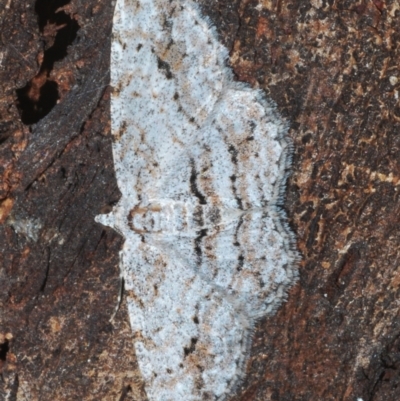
[
  {"x1": 118, "y1": 385, "x2": 132, "y2": 401},
  {"x1": 0, "y1": 121, "x2": 13, "y2": 145},
  {"x1": 16, "y1": 0, "x2": 80, "y2": 125},
  {"x1": 16, "y1": 80, "x2": 60, "y2": 125},
  {"x1": 35, "y1": 0, "x2": 71, "y2": 31},
  {"x1": 8, "y1": 374, "x2": 19, "y2": 401},
  {"x1": 0, "y1": 339, "x2": 9, "y2": 361}
]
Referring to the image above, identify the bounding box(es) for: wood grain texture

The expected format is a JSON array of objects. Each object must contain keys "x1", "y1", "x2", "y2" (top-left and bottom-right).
[{"x1": 1, "y1": 0, "x2": 399, "y2": 400}]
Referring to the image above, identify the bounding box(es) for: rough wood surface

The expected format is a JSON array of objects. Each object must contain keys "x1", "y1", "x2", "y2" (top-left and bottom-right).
[{"x1": 1, "y1": 0, "x2": 399, "y2": 400}]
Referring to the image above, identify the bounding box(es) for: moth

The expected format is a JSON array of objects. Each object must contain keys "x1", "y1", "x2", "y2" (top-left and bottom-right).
[{"x1": 96, "y1": 0, "x2": 298, "y2": 400}]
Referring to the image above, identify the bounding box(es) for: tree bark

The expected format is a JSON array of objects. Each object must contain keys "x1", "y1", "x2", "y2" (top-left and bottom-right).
[{"x1": 1, "y1": 0, "x2": 399, "y2": 400}]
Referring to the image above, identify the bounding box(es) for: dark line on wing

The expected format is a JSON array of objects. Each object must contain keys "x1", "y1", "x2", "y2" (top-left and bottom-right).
[
  {"x1": 233, "y1": 216, "x2": 244, "y2": 247},
  {"x1": 194, "y1": 228, "x2": 208, "y2": 265},
  {"x1": 237, "y1": 254, "x2": 244, "y2": 272},
  {"x1": 228, "y1": 144, "x2": 238, "y2": 165},
  {"x1": 234, "y1": 217, "x2": 245, "y2": 271},
  {"x1": 184, "y1": 337, "x2": 198, "y2": 357},
  {"x1": 157, "y1": 56, "x2": 173, "y2": 79},
  {"x1": 227, "y1": 144, "x2": 244, "y2": 209},
  {"x1": 230, "y1": 174, "x2": 243, "y2": 210},
  {"x1": 190, "y1": 159, "x2": 207, "y2": 205}
]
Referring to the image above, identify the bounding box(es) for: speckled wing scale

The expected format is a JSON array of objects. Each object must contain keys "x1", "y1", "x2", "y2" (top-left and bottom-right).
[{"x1": 96, "y1": 0, "x2": 299, "y2": 400}]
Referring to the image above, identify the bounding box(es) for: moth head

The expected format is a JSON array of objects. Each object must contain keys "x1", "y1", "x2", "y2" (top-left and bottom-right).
[{"x1": 95, "y1": 211, "x2": 116, "y2": 230}]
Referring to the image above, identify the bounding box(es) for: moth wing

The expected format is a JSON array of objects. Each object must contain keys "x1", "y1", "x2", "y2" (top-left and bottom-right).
[
  {"x1": 204, "y1": 211, "x2": 297, "y2": 317},
  {"x1": 110, "y1": 0, "x2": 230, "y2": 204},
  {"x1": 153, "y1": 87, "x2": 291, "y2": 205},
  {"x1": 122, "y1": 235, "x2": 250, "y2": 401},
  {"x1": 156, "y1": 213, "x2": 296, "y2": 319},
  {"x1": 154, "y1": 87, "x2": 297, "y2": 317},
  {"x1": 188, "y1": 86, "x2": 290, "y2": 210}
]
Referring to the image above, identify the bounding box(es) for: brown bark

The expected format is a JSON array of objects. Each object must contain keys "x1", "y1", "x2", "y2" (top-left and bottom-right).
[{"x1": 1, "y1": 0, "x2": 399, "y2": 400}]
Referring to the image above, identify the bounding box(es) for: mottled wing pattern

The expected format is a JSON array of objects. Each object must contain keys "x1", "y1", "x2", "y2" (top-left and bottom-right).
[
  {"x1": 110, "y1": 0, "x2": 228, "y2": 204},
  {"x1": 157, "y1": 87, "x2": 297, "y2": 318},
  {"x1": 122, "y1": 238, "x2": 250, "y2": 401},
  {"x1": 158, "y1": 211, "x2": 295, "y2": 319},
  {"x1": 192, "y1": 87, "x2": 289, "y2": 210},
  {"x1": 190, "y1": 88, "x2": 296, "y2": 317},
  {"x1": 97, "y1": 0, "x2": 298, "y2": 400}
]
